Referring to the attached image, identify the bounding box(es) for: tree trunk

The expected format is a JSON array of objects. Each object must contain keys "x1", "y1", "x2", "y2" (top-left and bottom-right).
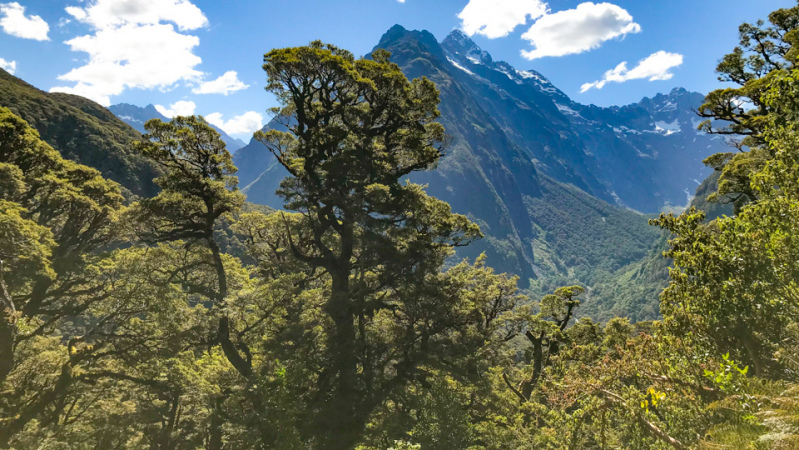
[
  {"x1": 158, "y1": 393, "x2": 180, "y2": 449},
  {"x1": 0, "y1": 317, "x2": 13, "y2": 386},
  {"x1": 316, "y1": 270, "x2": 362, "y2": 450},
  {"x1": 208, "y1": 238, "x2": 252, "y2": 379},
  {"x1": 208, "y1": 406, "x2": 224, "y2": 450},
  {"x1": 0, "y1": 361, "x2": 73, "y2": 447},
  {"x1": 520, "y1": 331, "x2": 544, "y2": 400},
  {"x1": 742, "y1": 335, "x2": 764, "y2": 377},
  {"x1": 0, "y1": 264, "x2": 16, "y2": 385},
  {"x1": 21, "y1": 266, "x2": 56, "y2": 317}
]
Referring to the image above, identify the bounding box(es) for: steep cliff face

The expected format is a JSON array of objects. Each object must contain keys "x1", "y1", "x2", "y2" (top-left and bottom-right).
[{"x1": 439, "y1": 29, "x2": 725, "y2": 213}]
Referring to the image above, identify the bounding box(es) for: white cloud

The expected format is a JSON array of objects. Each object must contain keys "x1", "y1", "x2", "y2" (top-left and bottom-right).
[
  {"x1": 192, "y1": 71, "x2": 249, "y2": 95},
  {"x1": 205, "y1": 111, "x2": 263, "y2": 137},
  {"x1": 0, "y1": 2, "x2": 50, "y2": 41},
  {"x1": 65, "y1": 0, "x2": 207, "y2": 31},
  {"x1": 458, "y1": 0, "x2": 548, "y2": 39},
  {"x1": 0, "y1": 57, "x2": 16, "y2": 74},
  {"x1": 50, "y1": 23, "x2": 202, "y2": 106},
  {"x1": 580, "y1": 51, "x2": 684, "y2": 92},
  {"x1": 49, "y1": 84, "x2": 115, "y2": 106},
  {"x1": 521, "y1": 2, "x2": 640, "y2": 60},
  {"x1": 155, "y1": 100, "x2": 196, "y2": 118},
  {"x1": 50, "y1": 0, "x2": 208, "y2": 106}
]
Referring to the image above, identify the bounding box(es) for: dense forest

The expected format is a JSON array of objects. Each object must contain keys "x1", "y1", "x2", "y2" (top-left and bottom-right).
[{"x1": 1, "y1": 4, "x2": 799, "y2": 449}]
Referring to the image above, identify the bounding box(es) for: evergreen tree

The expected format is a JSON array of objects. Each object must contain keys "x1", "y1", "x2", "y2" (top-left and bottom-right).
[
  {"x1": 256, "y1": 42, "x2": 501, "y2": 447},
  {"x1": 698, "y1": 2, "x2": 799, "y2": 211},
  {"x1": 0, "y1": 107, "x2": 138, "y2": 446},
  {"x1": 129, "y1": 116, "x2": 249, "y2": 379}
]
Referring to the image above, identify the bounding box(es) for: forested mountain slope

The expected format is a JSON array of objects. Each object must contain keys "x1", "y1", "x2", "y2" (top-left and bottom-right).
[{"x1": 0, "y1": 69, "x2": 159, "y2": 197}]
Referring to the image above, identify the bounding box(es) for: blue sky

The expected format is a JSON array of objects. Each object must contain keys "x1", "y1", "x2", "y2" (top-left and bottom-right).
[{"x1": 0, "y1": 0, "x2": 794, "y2": 139}]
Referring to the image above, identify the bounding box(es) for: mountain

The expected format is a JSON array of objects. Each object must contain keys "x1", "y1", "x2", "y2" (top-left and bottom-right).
[
  {"x1": 440, "y1": 29, "x2": 725, "y2": 213},
  {"x1": 109, "y1": 103, "x2": 246, "y2": 153},
  {"x1": 0, "y1": 69, "x2": 159, "y2": 197},
  {"x1": 230, "y1": 26, "x2": 732, "y2": 319}
]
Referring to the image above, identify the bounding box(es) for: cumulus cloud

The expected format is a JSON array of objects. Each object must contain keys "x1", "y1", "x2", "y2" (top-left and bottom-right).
[
  {"x1": 192, "y1": 71, "x2": 249, "y2": 95},
  {"x1": 0, "y1": 2, "x2": 50, "y2": 41},
  {"x1": 65, "y1": 0, "x2": 207, "y2": 31},
  {"x1": 458, "y1": 0, "x2": 548, "y2": 39},
  {"x1": 155, "y1": 100, "x2": 196, "y2": 118},
  {"x1": 0, "y1": 57, "x2": 16, "y2": 74},
  {"x1": 205, "y1": 111, "x2": 263, "y2": 137},
  {"x1": 580, "y1": 51, "x2": 684, "y2": 92},
  {"x1": 50, "y1": 0, "x2": 208, "y2": 106},
  {"x1": 521, "y1": 2, "x2": 640, "y2": 60}
]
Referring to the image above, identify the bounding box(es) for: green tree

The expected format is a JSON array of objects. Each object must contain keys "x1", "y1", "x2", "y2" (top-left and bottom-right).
[
  {"x1": 255, "y1": 42, "x2": 505, "y2": 448},
  {"x1": 654, "y1": 70, "x2": 799, "y2": 378},
  {"x1": 124, "y1": 116, "x2": 295, "y2": 447},
  {"x1": 129, "y1": 115, "x2": 249, "y2": 378},
  {"x1": 502, "y1": 286, "x2": 585, "y2": 404},
  {"x1": 697, "y1": 2, "x2": 799, "y2": 212},
  {"x1": 0, "y1": 107, "x2": 127, "y2": 446}
]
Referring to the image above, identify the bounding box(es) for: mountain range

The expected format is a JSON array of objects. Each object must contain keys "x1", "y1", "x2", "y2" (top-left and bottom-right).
[
  {"x1": 108, "y1": 103, "x2": 246, "y2": 153},
  {"x1": 226, "y1": 26, "x2": 729, "y2": 319}
]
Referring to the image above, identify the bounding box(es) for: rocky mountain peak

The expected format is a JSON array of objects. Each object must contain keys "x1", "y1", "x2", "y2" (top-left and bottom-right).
[
  {"x1": 634, "y1": 86, "x2": 705, "y2": 123},
  {"x1": 376, "y1": 24, "x2": 443, "y2": 61},
  {"x1": 441, "y1": 29, "x2": 492, "y2": 65}
]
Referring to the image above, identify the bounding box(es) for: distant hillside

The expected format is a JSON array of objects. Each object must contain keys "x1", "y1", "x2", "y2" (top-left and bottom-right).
[
  {"x1": 586, "y1": 171, "x2": 737, "y2": 322},
  {"x1": 109, "y1": 103, "x2": 246, "y2": 153},
  {"x1": 0, "y1": 69, "x2": 159, "y2": 197}
]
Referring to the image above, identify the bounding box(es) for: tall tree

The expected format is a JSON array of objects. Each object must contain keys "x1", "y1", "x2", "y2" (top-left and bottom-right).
[
  {"x1": 654, "y1": 65, "x2": 799, "y2": 376},
  {"x1": 0, "y1": 107, "x2": 126, "y2": 445},
  {"x1": 129, "y1": 116, "x2": 249, "y2": 379},
  {"x1": 502, "y1": 286, "x2": 585, "y2": 404},
  {"x1": 256, "y1": 42, "x2": 500, "y2": 448}
]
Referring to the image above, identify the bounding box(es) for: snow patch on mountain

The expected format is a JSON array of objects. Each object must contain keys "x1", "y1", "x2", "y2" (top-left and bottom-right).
[
  {"x1": 448, "y1": 57, "x2": 475, "y2": 75},
  {"x1": 117, "y1": 115, "x2": 140, "y2": 124},
  {"x1": 494, "y1": 65, "x2": 518, "y2": 83},
  {"x1": 655, "y1": 119, "x2": 681, "y2": 136},
  {"x1": 556, "y1": 103, "x2": 582, "y2": 118},
  {"x1": 657, "y1": 101, "x2": 677, "y2": 112}
]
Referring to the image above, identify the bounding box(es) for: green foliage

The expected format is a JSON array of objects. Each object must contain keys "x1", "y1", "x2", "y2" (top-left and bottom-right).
[
  {"x1": 644, "y1": 9, "x2": 799, "y2": 445},
  {"x1": 128, "y1": 116, "x2": 245, "y2": 245},
  {"x1": 697, "y1": 2, "x2": 799, "y2": 212},
  {"x1": 254, "y1": 41, "x2": 499, "y2": 448},
  {"x1": 704, "y1": 353, "x2": 750, "y2": 395},
  {"x1": 0, "y1": 46, "x2": 528, "y2": 449},
  {"x1": 0, "y1": 69, "x2": 159, "y2": 197}
]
